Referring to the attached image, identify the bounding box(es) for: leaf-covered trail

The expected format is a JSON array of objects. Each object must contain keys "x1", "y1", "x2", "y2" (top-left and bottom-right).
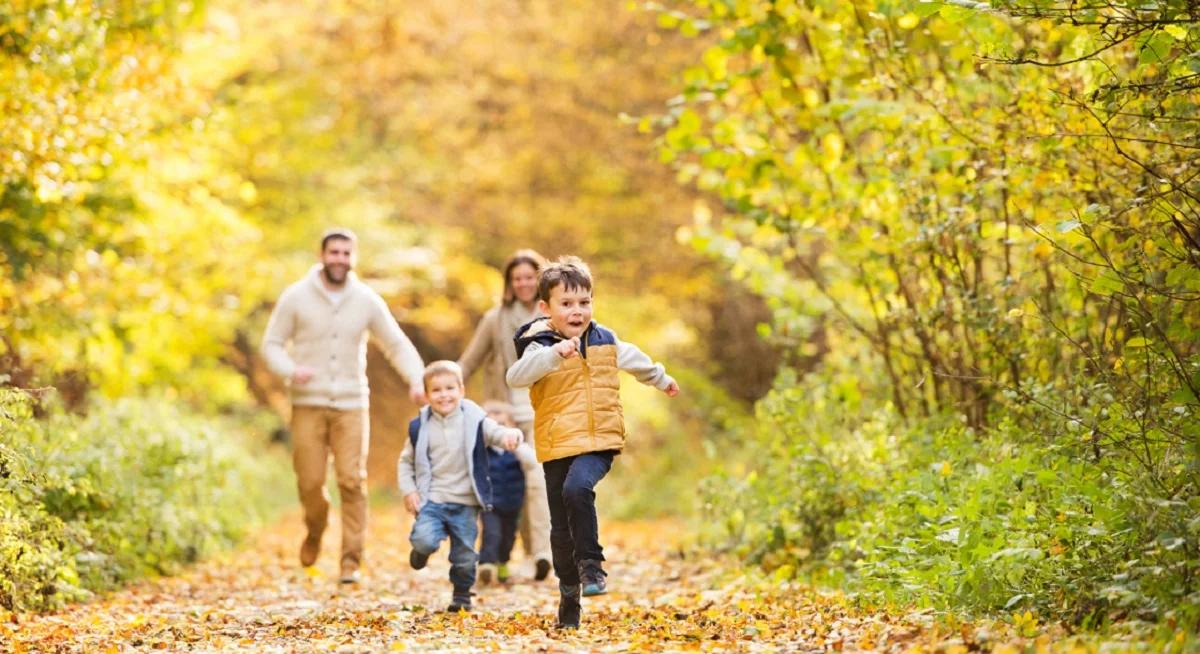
[{"x1": 9, "y1": 505, "x2": 947, "y2": 652}]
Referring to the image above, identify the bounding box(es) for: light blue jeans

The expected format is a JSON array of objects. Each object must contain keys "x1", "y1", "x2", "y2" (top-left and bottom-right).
[{"x1": 410, "y1": 501, "x2": 479, "y2": 593}]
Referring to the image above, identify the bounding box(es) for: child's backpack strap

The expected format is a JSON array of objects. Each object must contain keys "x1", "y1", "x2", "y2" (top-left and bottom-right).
[
  {"x1": 472, "y1": 421, "x2": 494, "y2": 511},
  {"x1": 408, "y1": 413, "x2": 422, "y2": 448}
]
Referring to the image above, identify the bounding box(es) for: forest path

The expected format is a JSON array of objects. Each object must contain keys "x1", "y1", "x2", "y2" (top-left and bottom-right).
[{"x1": 9, "y1": 504, "x2": 945, "y2": 652}]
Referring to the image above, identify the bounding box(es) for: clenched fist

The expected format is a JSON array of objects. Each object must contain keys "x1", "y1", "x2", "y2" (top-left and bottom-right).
[
  {"x1": 553, "y1": 337, "x2": 581, "y2": 359},
  {"x1": 664, "y1": 380, "x2": 681, "y2": 397},
  {"x1": 499, "y1": 428, "x2": 522, "y2": 451}
]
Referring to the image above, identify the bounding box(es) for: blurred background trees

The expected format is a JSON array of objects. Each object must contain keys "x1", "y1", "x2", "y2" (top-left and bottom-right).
[{"x1": 1, "y1": 0, "x2": 774, "y2": 491}]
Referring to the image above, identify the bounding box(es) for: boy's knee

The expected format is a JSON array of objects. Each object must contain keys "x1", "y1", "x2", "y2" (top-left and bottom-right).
[
  {"x1": 410, "y1": 530, "x2": 440, "y2": 554},
  {"x1": 561, "y1": 482, "x2": 593, "y2": 509}
]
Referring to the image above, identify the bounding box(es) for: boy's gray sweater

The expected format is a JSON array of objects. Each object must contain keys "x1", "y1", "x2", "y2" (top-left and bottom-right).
[{"x1": 397, "y1": 399, "x2": 522, "y2": 509}]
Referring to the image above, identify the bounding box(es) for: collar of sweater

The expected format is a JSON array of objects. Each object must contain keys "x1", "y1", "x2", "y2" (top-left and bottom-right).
[
  {"x1": 429, "y1": 405, "x2": 463, "y2": 424},
  {"x1": 514, "y1": 317, "x2": 600, "y2": 358}
]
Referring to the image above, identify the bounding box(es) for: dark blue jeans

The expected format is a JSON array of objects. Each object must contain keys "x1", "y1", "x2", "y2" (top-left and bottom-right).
[
  {"x1": 409, "y1": 501, "x2": 479, "y2": 593},
  {"x1": 479, "y1": 507, "x2": 521, "y2": 565},
  {"x1": 542, "y1": 451, "x2": 615, "y2": 587}
]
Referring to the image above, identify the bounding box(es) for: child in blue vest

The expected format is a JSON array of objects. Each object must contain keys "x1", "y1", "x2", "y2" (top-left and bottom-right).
[
  {"x1": 398, "y1": 360, "x2": 522, "y2": 612},
  {"x1": 476, "y1": 400, "x2": 528, "y2": 585}
]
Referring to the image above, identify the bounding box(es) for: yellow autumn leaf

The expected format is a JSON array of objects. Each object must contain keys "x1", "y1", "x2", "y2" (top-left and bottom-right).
[
  {"x1": 1164, "y1": 24, "x2": 1188, "y2": 39},
  {"x1": 821, "y1": 132, "x2": 844, "y2": 169}
]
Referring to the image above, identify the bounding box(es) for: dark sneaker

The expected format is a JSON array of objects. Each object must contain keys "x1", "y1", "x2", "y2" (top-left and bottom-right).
[
  {"x1": 534, "y1": 558, "x2": 552, "y2": 581},
  {"x1": 409, "y1": 549, "x2": 430, "y2": 570},
  {"x1": 556, "y1": 584, "x2": 581, "y2": 629},
  {"x1": 446, "y1": 591, "x2": 473, "y2": 612},
  {"x1": 582, "y1": 577, "x2": 607, "y2": 596},
  {"x1": 579, "y1": 559, "x2": 607, "y2": 597},
  {"x1": 299, "y1": 534, "x2": 322, "y2": 567}
]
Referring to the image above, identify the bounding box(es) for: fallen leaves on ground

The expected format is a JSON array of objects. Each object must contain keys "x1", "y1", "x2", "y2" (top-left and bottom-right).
[{"x1": 1, "y1": 506, "x2": 1112, "y2": 652}]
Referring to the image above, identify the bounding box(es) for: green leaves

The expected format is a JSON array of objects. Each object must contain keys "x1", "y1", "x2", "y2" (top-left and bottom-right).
[
  {"x1": 656, "y1": 0, "x2": 1200, "y2": 626},
  {"x1": 1055, "y1": 219, "x2": 1081, "y2": 233},
  {"x1": 1137, "y1": 30, "x2": 1176, "y2": 65},
  {"x1": 1088, "y1": 270, "x2": 1124, "y2": 296},
  {"x1": 0, "y1": 390, "x2": 289, "y2": 612}
]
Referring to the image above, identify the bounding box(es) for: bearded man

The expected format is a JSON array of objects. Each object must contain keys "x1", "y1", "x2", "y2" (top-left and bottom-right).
[{"x1": 263, "y1": 228, "x2": 426, "y2": 584}]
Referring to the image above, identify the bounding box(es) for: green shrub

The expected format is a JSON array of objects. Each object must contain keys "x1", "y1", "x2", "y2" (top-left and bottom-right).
[
  {"x1": 699, "y1": 370, "x2": 1200, "y2": 626},
  {"x1": 0, "y1": 389, "x2": 290, "y2": 612}
]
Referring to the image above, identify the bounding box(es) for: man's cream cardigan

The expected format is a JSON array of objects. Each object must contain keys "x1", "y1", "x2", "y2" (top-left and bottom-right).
[{"x1": 262, "y1": 265, "x2": 424, "y2": 410}]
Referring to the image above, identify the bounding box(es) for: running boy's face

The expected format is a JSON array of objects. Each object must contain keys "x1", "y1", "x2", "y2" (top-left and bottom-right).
[
  {"x1": 539, "y1": 283, "x2": 592, "y2": 339},
  {"x1": 426, "y1": 372, "x2": 464, "y2": 417}
]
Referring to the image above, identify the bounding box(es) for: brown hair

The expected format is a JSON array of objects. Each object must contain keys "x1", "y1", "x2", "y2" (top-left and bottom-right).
[
  {"x1": 501, "y1": 249, "x2": 547, "y2": 306},
  {"x1": 537, "y1": 255, "x2": 593, "y2": 303},
  {"x1": 320, "y1": 227, "x2": 358, "y2": 252},
  {"x1": 422, "y1": 360, "x2": 464, "y2": 390}
]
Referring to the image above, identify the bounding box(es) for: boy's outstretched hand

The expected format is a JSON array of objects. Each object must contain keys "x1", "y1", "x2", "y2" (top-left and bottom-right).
[
  {"x1": 553, "y1": 337, "x2": 581, "y2": 359},
  {"x1": 500, "y1": 428, "x2": 522, "y2": 451},
  {"x1": 404, "y1": 492, "x2": 421, "y2": 515},
  {"x1": 664, "y1": 380, "x2": 680, "y2": 397}
]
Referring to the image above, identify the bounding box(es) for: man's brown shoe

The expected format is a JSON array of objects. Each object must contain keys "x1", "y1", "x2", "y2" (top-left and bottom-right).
[{"x1": 300, "y1": 535, "x2": 321, "y2": 567}]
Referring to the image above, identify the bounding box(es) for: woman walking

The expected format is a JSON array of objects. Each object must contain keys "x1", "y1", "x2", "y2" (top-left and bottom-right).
[{"x1": 458, "y1": 249, "x2": 553, "y2": 580}]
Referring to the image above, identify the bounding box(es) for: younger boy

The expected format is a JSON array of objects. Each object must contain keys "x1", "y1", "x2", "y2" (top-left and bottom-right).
[
  {"x1": 476, "y1": 401, "x2": 529, "y2": 585},
  {"x1": 506, "y1": 256, "x2": 680, "y2": 629},
  {"x1": 398, "y1": 361, "x2": 522, "y2": 612}
]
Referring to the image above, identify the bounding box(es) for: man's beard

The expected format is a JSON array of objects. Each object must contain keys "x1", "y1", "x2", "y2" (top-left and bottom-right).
[{"x1": 323, "y1": 264, "x2": 350, "y2": 286}]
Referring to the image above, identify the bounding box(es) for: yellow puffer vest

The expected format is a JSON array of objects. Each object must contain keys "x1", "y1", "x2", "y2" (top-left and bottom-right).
[{"x1": 516, "y1": 319, "x2": 625, "y2": 462}]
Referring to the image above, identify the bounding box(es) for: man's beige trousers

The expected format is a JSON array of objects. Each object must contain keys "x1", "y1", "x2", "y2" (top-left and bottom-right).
[{"x1": 291, "y1": 406, "x2": 369, "y2": 574}]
